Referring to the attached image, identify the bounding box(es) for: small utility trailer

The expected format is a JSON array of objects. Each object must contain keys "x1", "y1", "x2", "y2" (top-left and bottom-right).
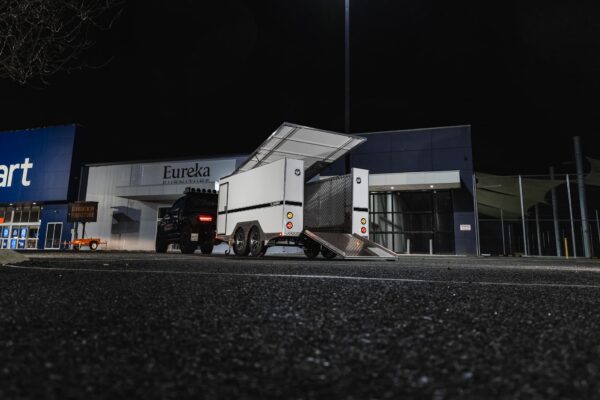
[
  {"x1": 216, "y1": 123, "x2": 396, "y2": 260},
  {"x1": 67, "y1": 237, "x2": 107, "y2": 251}
]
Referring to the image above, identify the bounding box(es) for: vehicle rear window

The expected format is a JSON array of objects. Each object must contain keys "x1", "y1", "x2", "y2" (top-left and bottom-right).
[{"x1": 186, "y1": 195, "x2": 217, "y2": 210}]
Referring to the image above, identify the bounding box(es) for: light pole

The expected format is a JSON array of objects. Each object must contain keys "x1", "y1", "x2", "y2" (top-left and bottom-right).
[
  {"x1": 343, "y1": 0, "x2": 352, "y2": 173},
  {"x1": 344, "y1": 0, "x2": 350, "y2": 134}
]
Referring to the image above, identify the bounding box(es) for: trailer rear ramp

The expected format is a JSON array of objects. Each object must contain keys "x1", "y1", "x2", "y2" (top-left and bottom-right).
[{"x1": 304, "y1": 230, "x2": 397, "y2": 260}]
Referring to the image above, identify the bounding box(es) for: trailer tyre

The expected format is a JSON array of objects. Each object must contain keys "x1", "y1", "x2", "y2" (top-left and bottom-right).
[
  {"x1": 321, "y1": 248, "x2": 337, "y2": 259},
  {"x1": 89, "y1": 241, "x2": 99, "y2": 251},
  {"x1": 303, "y1": 239, "x2": 320, "y2": 259},
  {"x1": 233, "y1": 227, "x2": 249, "y2": 256},
  {"x1": 248, "y1": 226, "x2": 266, "y2": 257},
  {"x1": 200, "y1": 242, "x2": 214, "y2": 255}
]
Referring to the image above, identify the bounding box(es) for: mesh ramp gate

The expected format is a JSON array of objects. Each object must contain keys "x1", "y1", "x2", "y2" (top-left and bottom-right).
[
  {"x1": 304, "y1": 230, "x2": 397, "y2": 260},
  {"x1": 304, "y1": 175, "x2": 352, "y2": 233}
]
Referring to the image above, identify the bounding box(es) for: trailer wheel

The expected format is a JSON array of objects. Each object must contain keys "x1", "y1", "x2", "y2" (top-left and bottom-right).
[
  {"x1": 321, "y1": 248, "x2": 337, "y2": 259},
  {"x1": 89, "y1": 241, "x2": 99, "y2": 251},
  {"x1": 303, "y1": 239, "x2": 320, "y2": 259},
  {"x1": 248, "y1": 226, "x2": 266, "y2": 257},
  {"x1": 233, "y1": 227, "x2": 249, "y2": 256}
]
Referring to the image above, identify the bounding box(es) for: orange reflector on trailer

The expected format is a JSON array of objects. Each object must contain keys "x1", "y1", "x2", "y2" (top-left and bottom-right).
[
  {"x1": 361, "y1": 218, "x2": 366, "y2": 225},
  {"x1": 287, "y1": 212, "x2": 294, "y2": 219}
]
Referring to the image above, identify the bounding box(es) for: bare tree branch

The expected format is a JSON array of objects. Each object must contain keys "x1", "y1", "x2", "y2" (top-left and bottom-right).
[{"x1": 0, "y1": 0, "x2": 123, "y2": 84}]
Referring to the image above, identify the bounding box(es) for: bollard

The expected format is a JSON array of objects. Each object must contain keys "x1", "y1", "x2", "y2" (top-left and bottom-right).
[
  {"x1": 429, "y1": 239, "x2": 433, "y2": 255},
  {"x1": 407, "y1": 238, "x2": 410, "y2": 255},
  {"x1": 564, "y1": 237, "x2": 569, "y2": 259}
]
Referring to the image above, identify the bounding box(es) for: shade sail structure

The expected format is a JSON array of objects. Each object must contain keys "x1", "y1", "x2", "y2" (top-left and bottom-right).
[
  {"x1": 586, "y1": 157, "x2": 600, "y2": 186},
  {"x1": 476, "y1": 173, "x2": 563, "y2": 219},
  {"x1": 233, "y1": 122, "x2": 366, "y2": 181}
]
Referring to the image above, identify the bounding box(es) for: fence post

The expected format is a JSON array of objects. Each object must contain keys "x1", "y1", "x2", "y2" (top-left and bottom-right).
[
  {"x1": 535, "y1": 204, "x2": 542, "y2": 256},
  {"x1": 500, "y1": 208, "x2": 506, "y2": 255},
  {"x1": 472, "y1": 174, "x2": 480, "y2": 256},
  {"x1": 549, "y1": 167, "x2": 562, "y2": 256},
  {"x1": 566, "y1": 174, "x2": 577, "y2": 258},
  {"x1": 596, "y1": 209, "x2": 600, "y2": 254},
  {"x1": 518, "y1": 175, "x2": 528, "y2": 256}
]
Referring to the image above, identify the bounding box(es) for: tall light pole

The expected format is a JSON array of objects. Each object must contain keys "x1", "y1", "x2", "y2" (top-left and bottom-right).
[
  {"x1": 574, "y1": 136, "x2": 591, "y2": 258},
  {"x1": 344, "y1": 0, "x2": 350, "y2": 134},
  {"x1": 343, "y1": 0, "x2": 352, "y2": 173}
]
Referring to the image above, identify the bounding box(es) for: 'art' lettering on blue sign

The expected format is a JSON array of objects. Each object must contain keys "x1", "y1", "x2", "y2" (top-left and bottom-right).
[{"x1": 0, "y1": 125, "x2": 76, "y2": 203}]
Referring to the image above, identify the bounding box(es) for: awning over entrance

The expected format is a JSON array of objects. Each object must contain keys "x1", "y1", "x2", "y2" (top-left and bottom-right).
[
  {"x1": 369, "y1": 170, "x2": 461, "y2": 192},
  {"x1": 232, "y1": 122, "x2": 366, "y2": 181},
  {"x1": 114, "y1": 182, "x2": 217, "y2": 202}
]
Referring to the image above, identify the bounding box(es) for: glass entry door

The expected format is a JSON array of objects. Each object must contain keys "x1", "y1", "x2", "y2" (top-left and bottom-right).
[{"x1": 45, "y1": 223, "x2": 63, "y2": 250}]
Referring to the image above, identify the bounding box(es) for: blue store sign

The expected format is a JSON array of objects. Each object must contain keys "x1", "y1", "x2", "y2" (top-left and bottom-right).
[{"x1": 0, "y1": 125, "x2": 76, "y2": 203}]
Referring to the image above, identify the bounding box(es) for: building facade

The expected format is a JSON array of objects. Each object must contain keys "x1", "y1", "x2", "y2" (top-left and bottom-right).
[
  {"x1": 323, "y1": 125, "x2": 476, "y2": 255},
  {"x1": 81, "y1": 156, "x2": 247, "y2": 250},
  {"x1": 0, "y1": 125, "x2": 81, "y2": 250},
  {"x1": 0, "y1": 124, "x2": 475, "y2": 255}
]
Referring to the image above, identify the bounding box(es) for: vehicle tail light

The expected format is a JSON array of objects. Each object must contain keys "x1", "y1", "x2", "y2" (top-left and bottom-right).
[
  {"x1": 197, "y1": 214, "x2": 213, "y2": 223},
  {"x1": 286, "y1": 222, "x2": 293, "y2": 229},
  {"x1": 361, "y1": 227, "x2": 367, "y2": 234}
]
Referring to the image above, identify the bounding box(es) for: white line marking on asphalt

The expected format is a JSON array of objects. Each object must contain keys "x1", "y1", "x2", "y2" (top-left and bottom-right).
[{"x1": 4, "y1": 264, "x2": 600, "y2": 289}]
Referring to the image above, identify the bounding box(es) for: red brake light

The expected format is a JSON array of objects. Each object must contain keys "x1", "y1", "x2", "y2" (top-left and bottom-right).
[
  {"x1": 361, "y1": 227, "x2": 367, "y2": 234},
  {"x1": 286, "y1": 222, "x2": 293, "y2": 229},
  {"x1": 197, "y1": 215, "x2": 213, "y2": 223}
]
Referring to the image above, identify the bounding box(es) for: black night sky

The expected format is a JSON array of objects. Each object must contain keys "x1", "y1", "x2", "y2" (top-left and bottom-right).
[{"x1": 0, "y1": 0, "x2": 599, "y2": 175}]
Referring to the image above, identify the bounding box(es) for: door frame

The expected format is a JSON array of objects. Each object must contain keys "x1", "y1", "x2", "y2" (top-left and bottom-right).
[{"x1": 44, "y1": 222, "x2": 63, "y2": 250}]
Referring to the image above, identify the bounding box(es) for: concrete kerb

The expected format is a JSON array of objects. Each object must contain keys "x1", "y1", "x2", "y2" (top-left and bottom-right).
[{"x1": 0, "y1": 250, "x2": 28, "y2": 265}]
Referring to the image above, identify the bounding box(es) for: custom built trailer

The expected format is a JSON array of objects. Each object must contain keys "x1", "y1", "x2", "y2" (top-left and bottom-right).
[{"x1": 216, "y1": 123, "x2": 397, "y2": 260}]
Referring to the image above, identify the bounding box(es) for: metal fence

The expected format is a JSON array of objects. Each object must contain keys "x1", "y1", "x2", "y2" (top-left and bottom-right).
[{"x1": 476, "y1": 172, "x2": 600, "y2": 258}]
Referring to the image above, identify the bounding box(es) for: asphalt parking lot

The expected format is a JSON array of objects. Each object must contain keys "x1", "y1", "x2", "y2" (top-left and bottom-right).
[{"x1": 2, "y1": 252, "x2": 600, "y2": 399}]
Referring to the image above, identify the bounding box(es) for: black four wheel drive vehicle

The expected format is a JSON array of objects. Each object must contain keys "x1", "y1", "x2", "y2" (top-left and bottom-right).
[{"x1": 155, "y1": 188, "x2": 218, "y2": 254}]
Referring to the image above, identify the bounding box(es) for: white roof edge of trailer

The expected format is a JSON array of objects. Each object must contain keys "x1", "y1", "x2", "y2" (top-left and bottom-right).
[{"x1": 230, "y1": 122, "x2": 366, "y2": 180}]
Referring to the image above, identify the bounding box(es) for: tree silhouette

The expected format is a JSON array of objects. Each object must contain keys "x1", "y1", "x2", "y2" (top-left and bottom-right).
[{"x1": 0, "y1": 0, "x2": 123, "y2": 84}]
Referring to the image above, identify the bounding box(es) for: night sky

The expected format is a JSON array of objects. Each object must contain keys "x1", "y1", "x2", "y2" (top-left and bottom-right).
[{"x1": 0, "y1": 0, "x2": 599, "y2": 175}]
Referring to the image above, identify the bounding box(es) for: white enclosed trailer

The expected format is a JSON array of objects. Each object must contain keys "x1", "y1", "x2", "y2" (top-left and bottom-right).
[{"x1": 216, "y1": 123, "x2": 396, "y2": 260}]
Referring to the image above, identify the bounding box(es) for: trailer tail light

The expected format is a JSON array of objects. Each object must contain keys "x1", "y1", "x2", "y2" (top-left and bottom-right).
[
  {"x1": 287, "y1": 212, "x2": 294, "y2": 219},
  {"x1": 361, "y1": 218, "x2": 367, "y2": 225},
  {"x1": 286, "y1": 222, "x2": 293, "y2": 229},
  {"x1": 197, "y1": 214, "x2": 213, "y2": 223},
  {"x1": 361, "y1": 227, "x2": 367, "y2": 234}
]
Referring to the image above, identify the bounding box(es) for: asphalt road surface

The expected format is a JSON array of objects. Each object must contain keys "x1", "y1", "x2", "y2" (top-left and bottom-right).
[{"x1": 2, "y1": 252, "x2": 600, "y2": 399}]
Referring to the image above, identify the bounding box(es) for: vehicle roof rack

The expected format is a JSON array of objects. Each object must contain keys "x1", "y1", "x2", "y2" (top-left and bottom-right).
[{"x1": 184, "y1": 187, "x2": 218, "y2": 195}]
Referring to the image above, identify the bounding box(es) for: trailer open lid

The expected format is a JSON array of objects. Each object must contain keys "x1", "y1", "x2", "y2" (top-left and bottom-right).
[{"x1": 233, "y1": 122, "x2": 366, "y2": 181}]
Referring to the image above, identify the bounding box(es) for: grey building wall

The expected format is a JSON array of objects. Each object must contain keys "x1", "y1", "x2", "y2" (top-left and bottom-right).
[{"x1": 325, "y1": 125, "x2": 476, "y2": 255}]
